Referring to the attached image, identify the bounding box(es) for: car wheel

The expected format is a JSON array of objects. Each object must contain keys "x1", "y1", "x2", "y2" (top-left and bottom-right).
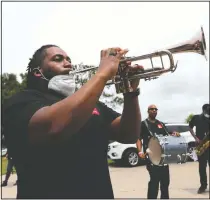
[{"x1": 123, "y1": 149, "x2": 139, "y2": 167}]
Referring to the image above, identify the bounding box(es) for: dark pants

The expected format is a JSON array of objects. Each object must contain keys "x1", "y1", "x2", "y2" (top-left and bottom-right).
[
  {"x1": 146, "y1": 163, "x2": 170, "y2": 199},
  {"x1": 4, "y1": 158, "x2": 15, "y2": 182},
  {"x1": 198, "y1": 149, "x2": 210, "y2": 188}
]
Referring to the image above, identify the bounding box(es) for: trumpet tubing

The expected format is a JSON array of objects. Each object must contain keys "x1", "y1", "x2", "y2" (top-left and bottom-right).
[{"x1": 70, "y1": 27, "x2": 207, "y2": 94}]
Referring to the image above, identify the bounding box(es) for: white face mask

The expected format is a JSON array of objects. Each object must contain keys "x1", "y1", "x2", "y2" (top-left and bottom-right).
[
  {"x1": 204, "y1": 113, "x2": 210, "y2": 118},
  {"x1": 48, "y1": 74, "x2": 76, "y2": 97}
]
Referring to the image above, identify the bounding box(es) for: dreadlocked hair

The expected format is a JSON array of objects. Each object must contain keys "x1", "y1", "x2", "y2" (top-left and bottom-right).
[{"x1": 26, "y1": 44, "x2": 58, "y2": 88}]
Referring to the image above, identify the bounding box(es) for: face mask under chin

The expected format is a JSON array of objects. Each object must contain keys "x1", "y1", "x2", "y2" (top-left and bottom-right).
[
  {"x1": 48, "y1": 74, "x2": 76, "y2": 97},
  {"x1": 204, "y1": 113, "x2": 210, "y2": 118}
]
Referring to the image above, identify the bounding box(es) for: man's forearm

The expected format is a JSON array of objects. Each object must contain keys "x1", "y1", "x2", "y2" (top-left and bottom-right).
[
  {"x1": 118, "y1": 95, "x2": 141, "y2": 143},
  {"x1": 189, "y1": 128, "x2": 197, "y2": 140},
  {"x1": 136, "y1": 139, "x2": 142, "y2": 152}
]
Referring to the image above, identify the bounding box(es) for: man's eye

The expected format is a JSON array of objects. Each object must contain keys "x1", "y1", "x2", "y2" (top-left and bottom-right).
[{"x1": 54, "y1": 56, "x2": 63, "y2": 62}]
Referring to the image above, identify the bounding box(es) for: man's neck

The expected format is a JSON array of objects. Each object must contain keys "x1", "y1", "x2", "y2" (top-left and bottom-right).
[{"x1": 147, "y1": 117, "x2": 156, "y2": 123}]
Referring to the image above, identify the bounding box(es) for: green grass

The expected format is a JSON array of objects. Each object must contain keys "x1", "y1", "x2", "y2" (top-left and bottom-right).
[
  {"x1": 108, "y1": 159, "x2": 114, "y2": 164},
  {"x1": 1, "y1": 157, "x2": 9, "y2": 175},
  {"x1": 1, "y1": 157, "x2": 114, "y2": 175}
]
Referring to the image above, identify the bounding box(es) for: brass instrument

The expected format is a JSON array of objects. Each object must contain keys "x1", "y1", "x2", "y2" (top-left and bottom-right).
[
  {"x1": 70, "y1": 27, "x2": 207, "y2": 94},
  {"x1": 195, "y1": 131, "x2": 210, "y2": 157}
]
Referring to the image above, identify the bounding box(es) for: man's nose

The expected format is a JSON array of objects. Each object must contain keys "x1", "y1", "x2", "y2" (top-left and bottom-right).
[
  {"x1": 64, "y1": 58, "x2": 71, "y2": 65},
  {"x1": 64, "y1": 60, "x2": 72, "y2": 68}
]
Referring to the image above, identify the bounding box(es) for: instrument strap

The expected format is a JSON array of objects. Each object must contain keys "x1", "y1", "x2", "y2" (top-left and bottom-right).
[
  {"x1": 144, "y1": 119, "x2": 169, "y2": 137},
  {"x1": 144, "y1": 119, "x2": 155, "y2": 137}
]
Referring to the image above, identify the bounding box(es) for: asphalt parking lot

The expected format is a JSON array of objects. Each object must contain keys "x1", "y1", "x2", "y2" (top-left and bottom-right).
[{"x1": 1, "y1": 161, "x2": 209, "y2": 199}]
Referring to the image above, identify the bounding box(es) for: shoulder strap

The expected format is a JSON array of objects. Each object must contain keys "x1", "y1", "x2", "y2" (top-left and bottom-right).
[
  {"x1": 143, "y1": 119, "x2": 155, "y2": 137},
  {"x1": 157, "y1": 120, "x2": 169, "y2": 135}
]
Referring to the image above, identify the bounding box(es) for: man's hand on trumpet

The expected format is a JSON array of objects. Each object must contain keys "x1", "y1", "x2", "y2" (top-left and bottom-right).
[
  {"x1": 97, "y1": 47, "x2": 129, "y2": 80},
  {"x1": 97, "y1": 47, "x2": 144, "y2": 92},
  {"x1": 119, "y1": 57, "x2": 144, "y2": 92},
  {"x1": 127, "y1": 63, "x2": 144, "y2": 91}
]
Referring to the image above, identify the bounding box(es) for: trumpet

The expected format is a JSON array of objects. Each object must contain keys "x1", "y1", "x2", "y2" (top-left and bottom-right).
[{"x1": 70, "y1": 27, "x2": 207, "y2": 94}]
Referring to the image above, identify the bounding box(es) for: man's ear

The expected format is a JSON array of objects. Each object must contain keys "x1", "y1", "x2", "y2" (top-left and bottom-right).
[{"x1": 33, "y1": 67, "x2": 42, "y2": 77}]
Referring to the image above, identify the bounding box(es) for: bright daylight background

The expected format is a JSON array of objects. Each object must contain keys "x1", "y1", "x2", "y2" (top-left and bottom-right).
[{"x1": 2, "y1": 2, "x2": 209, "y2": 122}]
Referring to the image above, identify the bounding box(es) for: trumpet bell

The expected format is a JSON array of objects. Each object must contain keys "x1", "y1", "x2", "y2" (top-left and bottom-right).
[
  {"x1": 113, "y1": 26, "x2": 207, "y2": 93},
  {"x1": 167, "y1": 26, "x2": 207, "y2": 60}
]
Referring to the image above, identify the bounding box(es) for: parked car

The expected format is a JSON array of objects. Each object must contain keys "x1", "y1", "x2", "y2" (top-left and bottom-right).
[
  {"x1": 107, "y1": 141, "x2": 145, "y2": 167},
  {"x1": 107, "y1": 123, "x2": 196, "y2": 167},
  {"x1": 166, "y1": 123, "x2": 196, "y2": 161}
]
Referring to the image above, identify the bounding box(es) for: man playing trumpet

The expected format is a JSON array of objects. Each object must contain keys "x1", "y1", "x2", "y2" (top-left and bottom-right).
[{"x1": 3, "y1": 46, "x2": 144, "y2": 199}]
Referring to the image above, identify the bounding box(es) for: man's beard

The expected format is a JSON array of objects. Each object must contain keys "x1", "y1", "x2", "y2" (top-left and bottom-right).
[{"x1": 43, "y1": 70, "x2": 58, "y2": 80}]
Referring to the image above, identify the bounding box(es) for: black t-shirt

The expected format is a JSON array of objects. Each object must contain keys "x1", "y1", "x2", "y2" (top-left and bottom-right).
[
  {"x1": 140, "y1": 119, "x2": 169, "y2": 154},
  {"x1": 3, "y1": 89, "x2": 120, "y2": 199},
  {"x1": 189, "y1": 114, "x2": 210, "y2": 140}
]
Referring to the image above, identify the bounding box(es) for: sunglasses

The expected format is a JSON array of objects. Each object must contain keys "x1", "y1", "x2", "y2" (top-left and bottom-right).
[{"x1": 149, "y1": 108, "x2": 158, "y2": 111}]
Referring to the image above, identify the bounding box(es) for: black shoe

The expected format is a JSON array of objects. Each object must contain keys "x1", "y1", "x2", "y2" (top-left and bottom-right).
[
  {"x1": 197, "y1": 186, "x2": 207, "y2": 194},
  {"x1": 13, "y1": 181, "x2": 17, "y2": 186},
  {"x1": 1, "y1": 181, "x2": 7, "y2": 187}
]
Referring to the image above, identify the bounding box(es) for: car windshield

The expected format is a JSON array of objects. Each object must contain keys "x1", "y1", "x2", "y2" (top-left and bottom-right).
[{"x1": 166, "y1": 125, "x2": 190, "y2": 133}]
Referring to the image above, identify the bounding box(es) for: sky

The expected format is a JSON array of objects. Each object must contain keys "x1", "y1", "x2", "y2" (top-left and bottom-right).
[{"x1": 2, "y1": 2, "x2": 209, "y2": 122}]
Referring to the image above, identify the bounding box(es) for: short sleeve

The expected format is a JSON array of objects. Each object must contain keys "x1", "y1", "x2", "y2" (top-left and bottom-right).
[
  {"x1": 3, "y1": 93, "x2": 51, "y2": 132},
  {"x1": 189, "y1": 115, "x2": 196, "y2": 129},
  {"x1": 98, "y1": 101, "x2": 121, "y2": 125},
  {"x1": 22, "y1": 101, "x2": 50, "y2": 127},
  {"x1": 2, "y1": 90, "x2": 52, "y2": 151}
]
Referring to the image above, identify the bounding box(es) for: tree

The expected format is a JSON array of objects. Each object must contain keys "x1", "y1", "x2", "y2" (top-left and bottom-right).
[
  {"x1": 1, "y1": 73, "x2": 21, "y2": 103},
  {"x1": 19, "y1": 73, "x2": 27, "y2": 90},
  {"x1": 185, "y1": 113, "x2": 194, "y2": 124},
  {"x1": 1, "y1": 73, "x2": 27, "y2": 103}
]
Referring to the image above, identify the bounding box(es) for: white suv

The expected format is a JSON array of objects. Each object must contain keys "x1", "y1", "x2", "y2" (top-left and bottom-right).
[{"x1": 107, "y1": 123, "x2": 196, "y2": 167}]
